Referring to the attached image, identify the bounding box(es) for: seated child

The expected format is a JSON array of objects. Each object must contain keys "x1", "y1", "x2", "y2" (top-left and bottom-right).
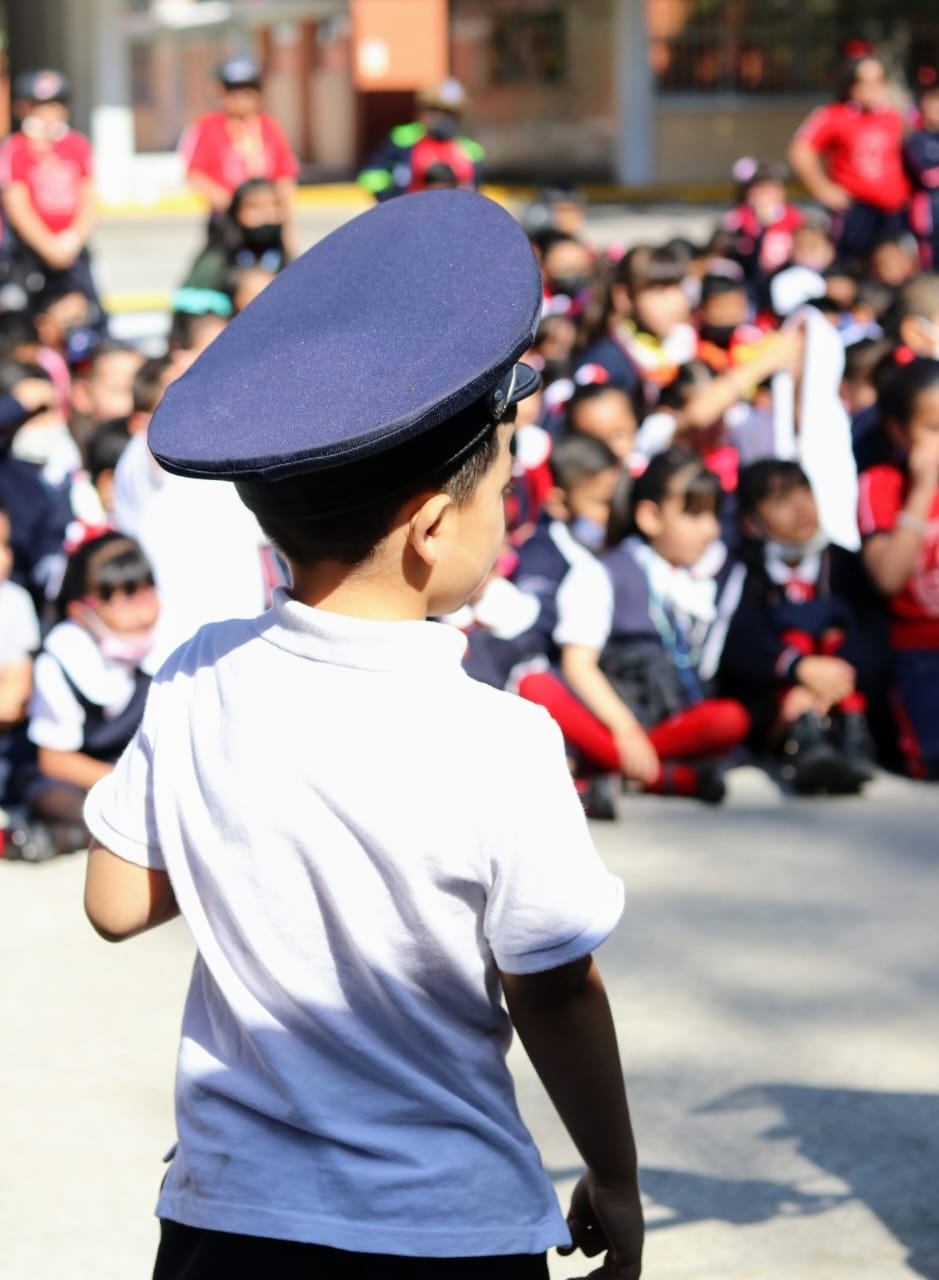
[
  {"x1": 695, "y1": 271, "x2": 765, "y2": 372},
  {"x1": 562, "y1": 377, "x2": 643, "y2": 468},
  {"x1": 519, "y1": 449, "x2": 750, "y2": 806},
  {"x1": 721, "y1": 460, "x2": 875, "y2": 794},
  {"x1": 905, "y1": 69, "x2": 939, "y2": 270},
  {"x1": 69, "y1": 339, "x2": 144, "y2": 448},
  {"x1": 79, "y1": 417, "x2": 131, "y2": 532},
  {"x1": 26, "y1": 532, "x2": 158, "y2": 853},
  {"x1": 183, "y1": 177, "x2": 289, "y2": 294},
  {"x1": 0, "y1": 503, "x2": 40, "y2": 816},
  {"x1": 866, "y1": 232, "x2": 919, "y2": 290},
  {"x1": 460, "y1": 434, "x2": 621, "y2": 693},
  {"x1": 536, "y1": 230, "x2": 595, "y2": 319},
  {"x1": 859, "y1": 357, "x2": 939, "y2": 777},
  {"x1": 723, "y1": 158, "x2": 803, "y2": 281}
]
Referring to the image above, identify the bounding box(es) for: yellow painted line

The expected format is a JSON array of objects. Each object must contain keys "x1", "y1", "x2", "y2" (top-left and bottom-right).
[{"x1": 104, "y1": 291, "x2": 172, "y2": 313}]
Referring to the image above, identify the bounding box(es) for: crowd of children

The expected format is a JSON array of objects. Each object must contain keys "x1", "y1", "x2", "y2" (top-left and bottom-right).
[{"x1": 4, "y1": 46, "x2": 939, "y2": 855}]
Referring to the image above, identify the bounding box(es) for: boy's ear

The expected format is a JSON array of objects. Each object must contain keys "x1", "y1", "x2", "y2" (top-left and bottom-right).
[
  {"x1": 633, "y1": 498, "x2": 662, "y2": 540},
  {"x1": 406, "y1": 492, "x2": 453, "y2": 567}
]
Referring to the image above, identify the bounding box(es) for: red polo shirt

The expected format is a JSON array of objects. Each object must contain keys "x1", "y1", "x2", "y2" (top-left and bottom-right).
[
  {"x1": 0, "y1": 129, "x2": 94, "y2": 233},
  {"x1": 795, "y1": 102, "x2": 909, "y2": 211},
  {"x1": 179, "y1": 112, "x2": 299, "y2": 195}
]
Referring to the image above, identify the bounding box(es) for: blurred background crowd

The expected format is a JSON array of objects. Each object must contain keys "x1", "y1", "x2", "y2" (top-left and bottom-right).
[{"x1": 3, "y1": 9, "x2": 939, "y2": 856}]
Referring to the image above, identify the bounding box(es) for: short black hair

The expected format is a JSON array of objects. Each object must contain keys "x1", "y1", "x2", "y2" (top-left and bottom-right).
[
  {"x1": 86, "y1": 418, "x2": 131, "y2": 481},
  {"x1": 0, "y1": 311, "x2": 40, "y2": 355},
  {"x1": 700, "y1": 273, "x2": 747, "y2": 304},
  {"x1": 132, "y1": 356, "x2": 171, "y2": 415},
  {"x1": 608, "y1": 446, "x2": 721, "y2": 547},
  {"x1": 618, "y1": 244, "x2": 687, "y2": 295},
  {"x1": 737, "y1": 459, "x2": 811, "y2": 517},
  {"x1": 253, "y1": 415, "x2": 511, "y2": 569},
  {"x1": 0, "y1": 359, "x2": 52, "y2": 397},
  {"x1": 549, "y1": 432, "x2": 619, "y2": 492},
  {"x1": 56, "y1": 533, "x2": 154, "y2": 622},
  {"x1": 878, "y1": 356, "x2": 939, "y2": 435},
  {"x1": 566, "y1": 379, "x2": 646, "y2": 431}
]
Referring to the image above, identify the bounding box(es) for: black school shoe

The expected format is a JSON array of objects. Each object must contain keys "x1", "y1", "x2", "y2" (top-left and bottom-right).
[
  {"x1": 834, "y1": 711, "x2": 876, "y2": 786},
  {"x1": 780, "y1": 712, "x2": 866, "y2": 795},
  {"x1": 578, "y1": 774, "x2": 619, "y2": 821}
]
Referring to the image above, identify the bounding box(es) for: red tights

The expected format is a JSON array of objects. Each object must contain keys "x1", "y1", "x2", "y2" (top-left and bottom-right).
[{"x1": 517, "y1": 671, "x2": 750, "y2": 796}]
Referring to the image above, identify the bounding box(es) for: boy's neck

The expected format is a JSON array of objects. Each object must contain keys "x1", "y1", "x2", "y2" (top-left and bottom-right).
[{"x1": 289, "y1": 562, "x2": 430, "y2": 623}]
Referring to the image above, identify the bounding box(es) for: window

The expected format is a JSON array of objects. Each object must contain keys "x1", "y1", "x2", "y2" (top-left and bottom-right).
[
  {"x1": 649, "y1": 0, "x2": 939, "y2": 96},
  {"x1": 491, "y1": 10, "x2": 566, "y2": 86}
]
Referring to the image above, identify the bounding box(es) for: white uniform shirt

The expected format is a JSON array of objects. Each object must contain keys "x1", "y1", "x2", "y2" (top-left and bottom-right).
[
  {"x1": 114, "y1": 433, "x2": 267, "y2": 670},
  {"x1": 0, "y1": 580, "x2": 40, "y2": 666},
  {"x1": 29, "y1": 621, "x2": 140, "y2": 752},
  {"x1": 85, "y1": 590, "x2": 623, "y2": 1257}
]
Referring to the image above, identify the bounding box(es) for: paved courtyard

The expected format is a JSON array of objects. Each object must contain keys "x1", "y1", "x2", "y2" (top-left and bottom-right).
[{"x1": 2, "y1": 766, "x2": 937, "y2": 1279}]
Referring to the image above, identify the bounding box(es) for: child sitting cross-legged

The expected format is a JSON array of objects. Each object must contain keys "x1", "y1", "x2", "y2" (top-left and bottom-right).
[
  {"x1": 25, "y1": 532, "x2": 158, "y2": 856},
  {"x1": 720, "y1": 460, "x2": 875, "y2": 794},
  {"x1": 518, "y1": 448, "x2": 750, "y2": 809}
]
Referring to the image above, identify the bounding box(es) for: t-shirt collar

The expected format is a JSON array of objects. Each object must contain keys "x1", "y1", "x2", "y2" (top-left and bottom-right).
[{"x1": 256, "y1": 586, "x2": 468, "y2": 672}]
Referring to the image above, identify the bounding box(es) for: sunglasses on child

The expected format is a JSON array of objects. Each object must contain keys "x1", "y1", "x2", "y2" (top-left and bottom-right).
[{"x1": 85, "y1": 579, "x2": 156, "y2": 606}]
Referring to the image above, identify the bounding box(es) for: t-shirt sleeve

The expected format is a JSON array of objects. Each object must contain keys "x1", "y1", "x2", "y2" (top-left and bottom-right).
[
  {"x1": 180, "y1": 119, "x2": 214, "y2": 178},
  {"x1": 84, "y1": 681, "x2": 163, "y2": 870},
  {"x1": 858, "y1": 466, "x2": 903, "y2": 537},
  {"x1": 553, "y1": 556, "x2": 614, "y2": 651},
  {"x1": 795, "y1": 105, "x2": 835, "y2": 152},
  {"x1": 28, "y1": 653, "x2": 85, "y2": 752},
  {"x1": 0, "y1": 137, "x2": 30, "y2": 185},
  {"x1": 267, "y1": 118, "x2": 299, "y2": 180},
  {"x1": 485, "y1": 709, "x2": 623, "y2": 974}
]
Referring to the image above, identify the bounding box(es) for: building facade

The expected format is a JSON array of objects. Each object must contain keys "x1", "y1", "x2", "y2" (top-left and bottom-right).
[{"x1": 6, "y1": 0, "x2": 939, "y2": 201}]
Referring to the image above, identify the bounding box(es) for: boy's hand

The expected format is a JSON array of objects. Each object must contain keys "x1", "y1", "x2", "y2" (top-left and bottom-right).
[
  {"x1": 795, "y1": 655, "x2": 855, "y2": 707},
  {"x1": 613, "y1": 725, "x2": 659, "y2": 786},
  {"x1": 560, "y1": 1172, "x2": 644, "y2": 1278},
  {"x1": 12, "y1": 377, "x2": 55, "y2": 414}
]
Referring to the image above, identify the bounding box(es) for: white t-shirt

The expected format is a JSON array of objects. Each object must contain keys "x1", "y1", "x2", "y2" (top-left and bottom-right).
[
  {"x1": 114, "y1": 432, "x2": 267, "y2": 671},
  {"x1": 0, "y1": 579, "x2": 40, "y2": 667},
  {"x1": 85, "y1": 590, "x2": 623, "y2": 1257},
  {"x1": 29, "y1": 621, "x2": 140, "y2": 753}
]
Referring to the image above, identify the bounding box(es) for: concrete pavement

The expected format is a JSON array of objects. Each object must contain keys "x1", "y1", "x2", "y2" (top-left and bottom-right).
[{"x1": 2, "y1": 765, "x2": 937, "y2": 1279}]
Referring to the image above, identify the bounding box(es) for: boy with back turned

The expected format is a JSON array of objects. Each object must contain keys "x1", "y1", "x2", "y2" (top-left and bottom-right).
[{"x1": 83, "y1": 191, "x2": 643, "y2": 1279}]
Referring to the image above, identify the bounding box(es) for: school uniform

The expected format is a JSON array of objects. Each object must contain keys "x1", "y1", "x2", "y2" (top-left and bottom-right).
[
  {"x1": 719, "y1": 541, "x2": 873, "y2": 745},
  {"x1": 28, "y1": 620, "x2": 149, "y2": 772},
  {"x1": 85, "y1": 190, "x2": 624, "y2": 1273}
]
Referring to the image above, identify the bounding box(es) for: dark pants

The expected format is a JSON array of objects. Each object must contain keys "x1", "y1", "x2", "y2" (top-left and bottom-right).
[
  {"x1": 892, "y1": 648, "x2": 939, "y2": 778},
  {"x1": 832, "y1": 201, "x2": 907, "y2": 266},
  {"x1": 153, "y1": 1220, "x2": 550, "y2": 1280}
]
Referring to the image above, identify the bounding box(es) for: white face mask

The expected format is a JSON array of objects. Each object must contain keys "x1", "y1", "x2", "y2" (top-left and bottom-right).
[
  {"x1": 765, "y1": 528, "x2": 830, "y2": 563},
  {"x1": 21, "y1": 114, "x2": 69, "y2": 143},
  {"x1": 74, "y1": 602, "x2": 155, "y2": 666}
]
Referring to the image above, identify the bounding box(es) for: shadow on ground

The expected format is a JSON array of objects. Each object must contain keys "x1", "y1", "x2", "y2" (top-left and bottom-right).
[
  {"x1": 549, "y1": 1083, "x2": 939, "y2": 1277},
  {"x1": 703, "y1": 1084, "x2": 939, "y2": 1278}
]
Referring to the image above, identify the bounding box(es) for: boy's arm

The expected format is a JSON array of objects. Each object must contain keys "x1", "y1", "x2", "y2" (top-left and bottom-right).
[
  {"x1": 0, "y1": 659, "x2": 33, "y2": 726},
  {"x1": 502, "y1": 956, "x2": 643, "y2": 1277},
  {"x1": 84, "y1": 841, "x2": 179, "y2": 943},
  {"x1": 2, "y1": 182, "x2": 64, "y2": 263},
  {"x1": 38, "y1": 744, "x2": 112, "y2": 790}
]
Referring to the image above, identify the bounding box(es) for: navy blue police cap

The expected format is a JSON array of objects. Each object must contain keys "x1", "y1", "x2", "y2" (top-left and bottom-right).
[{"x1": 148, "y1": 190, "x2": 543, "y2": 515}]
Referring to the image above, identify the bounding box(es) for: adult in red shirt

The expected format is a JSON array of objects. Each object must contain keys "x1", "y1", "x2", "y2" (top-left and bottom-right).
[
  {"x1": 179, "y1": 57, "x2": 299, "y2": 256},
  {"x1": 0, "y1": 70, "x2": 99, "y2": 306},
  {"x1": 789, "y1": 52, "x2": 909, "y2": 265}
]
